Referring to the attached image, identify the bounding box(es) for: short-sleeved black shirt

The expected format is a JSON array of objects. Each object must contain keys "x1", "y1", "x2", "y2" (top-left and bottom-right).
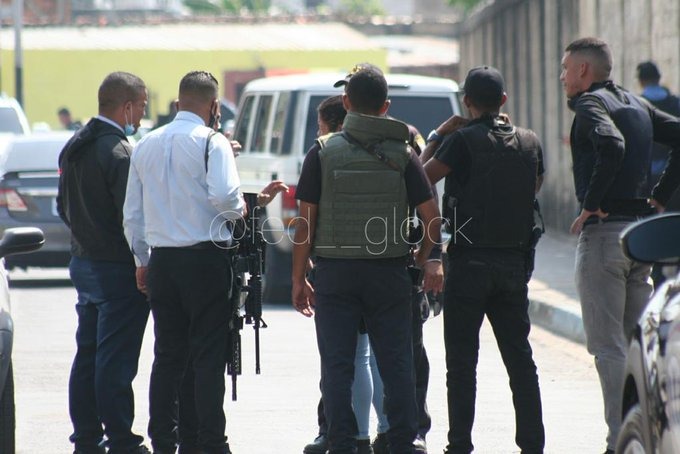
[
  {"x1": 296, "y1": 142, "x2": 433, "y2": 208},
  {"x1": 434, "y1": 123, "x2": 545, "y2": 188}
]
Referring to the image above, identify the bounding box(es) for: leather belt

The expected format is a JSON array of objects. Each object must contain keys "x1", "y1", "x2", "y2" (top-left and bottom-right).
[
  {"x1": 152, "y1": 241, "x2": 230, "y2": 251},
  {"x1": 583, "y1": 215, "x2": 640, "y2": 227}
]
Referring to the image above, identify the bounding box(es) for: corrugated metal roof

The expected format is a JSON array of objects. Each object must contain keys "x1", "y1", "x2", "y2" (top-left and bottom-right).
[{"x1": 0, "y1": 22, "x2": 378, "y2": 51}]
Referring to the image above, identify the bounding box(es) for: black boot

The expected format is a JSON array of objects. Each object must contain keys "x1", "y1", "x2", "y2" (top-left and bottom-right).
[{"x1": 303, "y1": 434, "x2": 329, "y2": 454}]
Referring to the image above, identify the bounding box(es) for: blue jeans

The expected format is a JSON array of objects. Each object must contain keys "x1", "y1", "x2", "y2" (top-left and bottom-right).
[
  {"x1": 68, "y1": 257, "x2": 149, "y2": 454},
  {"x1": 576, "y1": 222, "x2": 652, "y2": 450}
]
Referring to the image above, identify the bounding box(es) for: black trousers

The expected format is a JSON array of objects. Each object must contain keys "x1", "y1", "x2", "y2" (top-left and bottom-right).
[
  {"x1": 314, "y1": 257, "x2": 417, "y2": 454},
  {"x1": 443, "y1": 249, "x2": 544, "y2": 454},
  {"x1": 146, "y1": 247, "x2": 232, "y2": 454},
  {"x1": 316, "y1": 286, "x2": 431, "y2": 439}
]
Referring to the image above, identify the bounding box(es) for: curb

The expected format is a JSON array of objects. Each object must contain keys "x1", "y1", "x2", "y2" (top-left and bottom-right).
[{"x1": 528, "y1": 280, "x2": 586, "y2": 345}]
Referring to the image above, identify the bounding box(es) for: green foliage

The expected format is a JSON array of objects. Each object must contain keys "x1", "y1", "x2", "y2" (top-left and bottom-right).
[
  {"x1": 184, "y1": 0, "x2": 222, "y2": 13},
  {"x1": 339, "y1": 0, "x2": 384, "y2": 16},
  {"x1": 447, "y1": 0, "x2": 484, "y2": 12}
]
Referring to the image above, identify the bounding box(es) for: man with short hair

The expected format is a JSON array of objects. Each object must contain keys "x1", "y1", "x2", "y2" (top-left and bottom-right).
[
  {"x1": 57, "y1": 71, "x2": 151, "y2": 454},
  {"x1": 292, "y1": 63, "x2": 443, "y2": 454},
  {"x1": 58, "y1": 107, "x2": 83, "y2": 131},
  {"x1": 636, "y1": 60, "x2": 680, "y2": 205},
  {"x1": 124, "y1": 70, "x2": 244, "y2": 454},
  {"x1": 560, "y1": 37, "x2": 680, "y2": 453},
  {"x1": 424, "y1": 66, "x2": 545, "y2": 454}
]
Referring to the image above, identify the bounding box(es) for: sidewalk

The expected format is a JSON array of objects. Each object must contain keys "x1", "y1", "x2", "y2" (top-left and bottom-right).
[{"x1": 528, "y1": 230, "x2": 586, "y2": 344}]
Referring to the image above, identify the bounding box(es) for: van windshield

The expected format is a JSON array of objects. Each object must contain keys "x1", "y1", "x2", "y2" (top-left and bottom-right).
[{"x1": 304, "y1": 95, "x2": 455, "y2": 153}]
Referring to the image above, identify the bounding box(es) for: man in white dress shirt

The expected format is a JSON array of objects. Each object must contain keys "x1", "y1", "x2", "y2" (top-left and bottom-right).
[{"x1": 123, "y1": 71, "x2": 244, "y2": 454}]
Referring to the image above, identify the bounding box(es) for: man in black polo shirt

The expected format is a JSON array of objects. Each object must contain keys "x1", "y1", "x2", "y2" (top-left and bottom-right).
[
  {"x1": 424, "y1": 65, "x2": 545, "y2": 454},
  {"x1": 292, "y1": 64, "x2": 443, "y2": 454}
]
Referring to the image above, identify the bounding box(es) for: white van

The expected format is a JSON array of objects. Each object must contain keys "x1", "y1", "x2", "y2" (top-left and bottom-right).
[{"x1": 232, "y1": 72, "x2": 461, "y2": 302}]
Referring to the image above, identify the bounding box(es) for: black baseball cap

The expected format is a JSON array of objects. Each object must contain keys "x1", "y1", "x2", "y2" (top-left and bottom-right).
[
  {"x1": 463, "y1": 65, "x2": 505, "y2": 108},
  {"x1": 637, "y1": 61, "x2": 661, "y2": 81}
]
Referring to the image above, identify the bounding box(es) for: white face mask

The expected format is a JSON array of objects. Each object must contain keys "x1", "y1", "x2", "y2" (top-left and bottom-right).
[{"x1": 124, "y1": 106, "x2": 135, "y2": 136}]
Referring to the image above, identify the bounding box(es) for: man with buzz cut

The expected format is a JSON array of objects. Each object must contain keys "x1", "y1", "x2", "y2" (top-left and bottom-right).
[
  {"x1": 560, "y1": 37, "x2": 680, "y2": 454},
  {"x1": 292, "y1": 63, "x2": 444, "y2": 454},
  {"x1": 124, "y1": 70, "x2": 245, "y2": 454}
]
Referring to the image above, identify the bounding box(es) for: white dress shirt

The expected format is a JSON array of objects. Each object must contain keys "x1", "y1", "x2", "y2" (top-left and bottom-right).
[{"x1": 123, "y1": 111, "x2": 245, "y2": 266}]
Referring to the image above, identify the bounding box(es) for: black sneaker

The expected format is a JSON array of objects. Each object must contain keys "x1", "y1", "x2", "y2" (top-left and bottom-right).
[
  {"x1": 357, "y1": 438, "x2": 374, "y2": 454},
  {"x1": 303, "y1": 434, "x2": 329, "y2": 454},
  {"x1": 371, "y1": 433, "x2": 389, "y2": 454}
]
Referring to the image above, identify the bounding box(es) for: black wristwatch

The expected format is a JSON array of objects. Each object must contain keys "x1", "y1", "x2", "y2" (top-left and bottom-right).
[{"x1": 426, "y1": 129, "x2": 442, "y2": 144}]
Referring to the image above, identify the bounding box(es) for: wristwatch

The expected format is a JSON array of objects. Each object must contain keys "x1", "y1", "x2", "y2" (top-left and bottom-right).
[{"x1": 426, "y1": 129, "x2": 442, "y2": 144}]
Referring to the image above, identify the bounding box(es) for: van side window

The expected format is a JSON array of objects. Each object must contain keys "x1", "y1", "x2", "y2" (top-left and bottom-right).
[
  {"x1": 271, "y1": 92, "x2": 291, "y2": 155},
  {"x1": 234, "y1": 95, "x2": 255, "y2": 151},
  {"x1": 252, "y1": 95, "x2": 274, "y2": 152}
]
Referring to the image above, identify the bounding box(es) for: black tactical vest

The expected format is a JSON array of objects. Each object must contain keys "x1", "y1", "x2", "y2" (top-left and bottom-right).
[{"x1": 443, "y1": 118, "x2": 539, "y2": 249}]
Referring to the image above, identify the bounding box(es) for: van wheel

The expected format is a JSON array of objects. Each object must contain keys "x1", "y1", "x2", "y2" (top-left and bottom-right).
[
  {"x1": 616, "y1": 403, "x2": 647, "y2": 454},
  {"x1": 0, "y1": 360, "x2": 16, "y2": 454}
]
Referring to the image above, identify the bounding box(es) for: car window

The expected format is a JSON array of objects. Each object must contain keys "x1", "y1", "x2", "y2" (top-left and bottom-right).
[
  {"x1": 388, "y1": 96, "x2": 455, "y2": 137},
  {"x1": 0, "y1": 107, "x2": 24, "y2": 134},
  {"x1": 304, "y1": 95, "x2": 328, "y2": 154},
  {"x1": 303, "y1": 95, "x2": 455, "y2": 153},
  {"x1": 270, "y1": 92, "x2": 291, "y2": 155},
  {"x1": 233, "y1": 95, "x2": 255, "y2": 150},
  {"x1": 251, "y1": 95, "x2": 273, "y2": 152}
]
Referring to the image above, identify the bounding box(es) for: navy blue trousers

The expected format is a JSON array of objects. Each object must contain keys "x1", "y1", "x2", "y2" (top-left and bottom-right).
[
  {"x1": 314, "y1": 257, "x2": 417, "y2": 454},
  {"x1": 68, "y1": 256, "x2": 149, "y2": 454}
]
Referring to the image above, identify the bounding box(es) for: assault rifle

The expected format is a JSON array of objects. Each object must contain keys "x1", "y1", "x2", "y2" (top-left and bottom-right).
[{"x1": 227, "y1": 192, "x2": 267, "y2": 401}]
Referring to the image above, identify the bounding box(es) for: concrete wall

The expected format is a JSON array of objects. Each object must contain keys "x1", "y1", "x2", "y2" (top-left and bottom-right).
[{"x1": 458, "y1": 0, "x2": 680, "y2": 232}]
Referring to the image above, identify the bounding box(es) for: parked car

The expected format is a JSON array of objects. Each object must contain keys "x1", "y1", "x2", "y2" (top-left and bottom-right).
[
  {"x1": 0, "y1": 132, "x2": 74, "y2": 269},
  {"x1": 0, "y1": 96, "x2": 30, "y2": 136},
  {"x1": 232, "y1": 72, "x2": 461, "y2": 302},
  {"x1": 617, "y1": 212, "x2": 680, "y2": 453},
  {"x1": 0, "y1": 227, "x2": 45, "y2": 453}
]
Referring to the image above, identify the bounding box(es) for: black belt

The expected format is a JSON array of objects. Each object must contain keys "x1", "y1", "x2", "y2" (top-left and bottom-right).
[
  {"x1": 152, "y1": 241, "x2": 230, "y2": 251},
  {"x1": 583, "y1": 215, "x2": 641, "y2": 227}
]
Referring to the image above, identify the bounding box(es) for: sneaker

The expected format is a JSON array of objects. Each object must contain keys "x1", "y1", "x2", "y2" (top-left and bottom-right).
[
  {"x1": 303, "y1": 434, "x2": 329, "y2": 454},
  {"x1": 413, "y1": 435, "x2": 427, "y2": 453},
  {"x1": 128, "y1": 446, "x2": 152, "y2": 454},
  {"x1": 371, "y1": 433, "x2": 389, "y2": 454},
  {"x1": 357, "y1": 438, "x2": 374, "y2": 454}
]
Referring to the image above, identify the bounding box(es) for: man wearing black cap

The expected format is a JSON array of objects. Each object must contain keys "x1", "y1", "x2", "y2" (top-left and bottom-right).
[
  {"x1": 292, "y1": 63, "x2": 444, "y2": 454},
  {"x1": 423, "y1": 65, "x2": 546, "y2": 454}
]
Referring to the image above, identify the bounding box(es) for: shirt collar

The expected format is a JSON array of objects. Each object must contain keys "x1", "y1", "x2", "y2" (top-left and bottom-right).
[
  {"x1": 174, "y1": 111, "x2": 207, "y2": 125},
  {"x1": 95, "y1": 115, "x2": 124, "y2": 133}
]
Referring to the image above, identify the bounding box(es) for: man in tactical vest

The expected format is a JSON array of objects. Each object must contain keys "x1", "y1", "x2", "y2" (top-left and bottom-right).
[
  {"x1": 560, "y1": 37, "x2": 680, "y2": 454},
  {"x1": 292, "y1": 63, "x2": 443, "y2": 454},
  {"x1": 423, "y1": 66, "x2": 546, "y2": 454}
]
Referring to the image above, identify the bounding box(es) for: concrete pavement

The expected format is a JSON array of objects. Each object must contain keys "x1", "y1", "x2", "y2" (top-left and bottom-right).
[{"x1": 528, "y1": 230, "x2": 586, "y2": 344}]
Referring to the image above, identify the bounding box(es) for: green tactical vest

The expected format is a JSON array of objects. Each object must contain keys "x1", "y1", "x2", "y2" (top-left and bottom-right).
[{"x1": 313, "y1": 112, "x2": 412, "y2": 259}]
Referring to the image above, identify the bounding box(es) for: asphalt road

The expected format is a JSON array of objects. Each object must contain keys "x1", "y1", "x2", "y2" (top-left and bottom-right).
[{"x1": 9, "y1": 268, "x2": 606, "y2": 453}]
